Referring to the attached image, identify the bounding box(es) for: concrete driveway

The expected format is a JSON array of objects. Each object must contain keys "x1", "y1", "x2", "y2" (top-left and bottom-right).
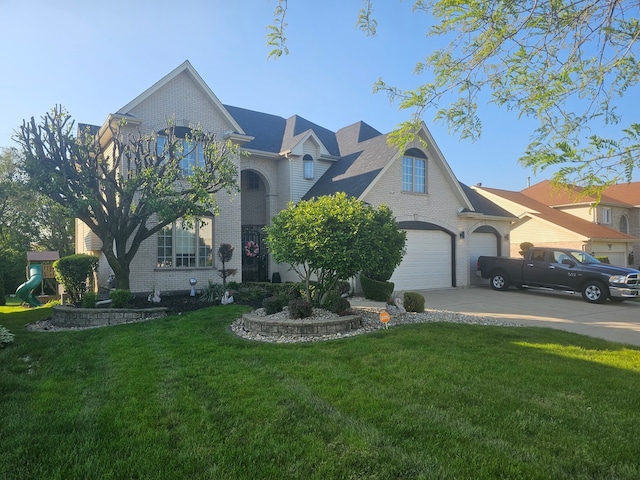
[{"x1": 416, "y1": 286, "x2": 640, "y2": 347}]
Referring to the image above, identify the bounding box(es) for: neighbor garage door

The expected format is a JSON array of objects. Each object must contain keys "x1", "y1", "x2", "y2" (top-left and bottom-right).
[
  {"x1": 468, "y1": 232, "x2": 498, "y2": 285},
  {"x1": 390, "y1": 229, "x2": 452, "y2": 291}
]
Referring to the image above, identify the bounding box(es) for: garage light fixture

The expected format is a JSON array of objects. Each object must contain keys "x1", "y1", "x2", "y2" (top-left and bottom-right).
[{"x1": 459, "y1": 231, "x2": 465, "y2": 239}]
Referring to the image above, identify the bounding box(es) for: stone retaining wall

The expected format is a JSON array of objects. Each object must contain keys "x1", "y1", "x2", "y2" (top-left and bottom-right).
[
  {"x1": 51, "y1": 306, "x2": 168, "y2": 328},
  {"x1": 242, "y1": 313, "x2": 362, "y2": 336}
]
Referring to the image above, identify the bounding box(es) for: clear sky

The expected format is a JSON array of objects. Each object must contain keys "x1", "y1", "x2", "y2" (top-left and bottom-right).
[{"x1": 1, "y1": 1, "x2": 636, "y2": 191}]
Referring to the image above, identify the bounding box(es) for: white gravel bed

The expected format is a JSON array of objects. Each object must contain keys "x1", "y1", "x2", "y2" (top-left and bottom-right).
[{"x1": 230, "y1": 304, "x2": 523, "y2": 344}]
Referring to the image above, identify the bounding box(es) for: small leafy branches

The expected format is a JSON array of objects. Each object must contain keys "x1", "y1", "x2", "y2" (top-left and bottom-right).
[{"x1": 267, "y1": 0, "x2": 289, "y2": 59}]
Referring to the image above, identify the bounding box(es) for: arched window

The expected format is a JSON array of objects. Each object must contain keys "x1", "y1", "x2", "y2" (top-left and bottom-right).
[
  {"x1": 156, "y1": 126, "x2": 204, "y2": 177},
  {"x1": 402, "y1": 148, "x2": 427, "y2": 193},
  {"x1": 303, "y1": 154, "x2": 314, "y2": 179},
  {"x1": 620, "y1": 214, "x2": 629, "y2": 234}
]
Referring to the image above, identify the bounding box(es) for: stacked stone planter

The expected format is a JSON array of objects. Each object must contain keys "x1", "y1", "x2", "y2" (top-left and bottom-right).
[
  {"x1": 51, "y1": 305, "x2": 168, "y2": 328},
  {"x1": 242, "y1": 313, "x2": 362, "y2": 336}
]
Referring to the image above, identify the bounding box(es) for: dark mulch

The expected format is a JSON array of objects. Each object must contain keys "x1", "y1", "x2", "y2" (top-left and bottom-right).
[{"x1": 128, "y1": 294, "x2": 260, "y2": 315}]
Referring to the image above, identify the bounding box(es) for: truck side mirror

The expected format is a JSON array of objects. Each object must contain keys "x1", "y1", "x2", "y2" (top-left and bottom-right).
[{"x1": 561, "y1": 258, "x2": 575, "y2": 267}]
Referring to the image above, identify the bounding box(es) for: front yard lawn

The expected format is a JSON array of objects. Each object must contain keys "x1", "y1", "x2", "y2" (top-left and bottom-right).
[{"x1": 1, "y1": 303, "x2": 639, "y2": 479}]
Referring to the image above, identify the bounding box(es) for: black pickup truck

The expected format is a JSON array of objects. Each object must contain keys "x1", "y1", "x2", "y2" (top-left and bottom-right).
[{"x1": 476, "y1": 247, "x2": 640, "y2": 303}]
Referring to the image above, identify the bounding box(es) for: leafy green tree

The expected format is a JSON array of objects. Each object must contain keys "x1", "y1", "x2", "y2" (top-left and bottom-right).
[
  {"x1": 265, "y1": 193, "x2": 406, "y2": 305},
  {"x1": 269, "y1": 1, "x2": 640, "y2": 194},
  {"x1": 16, "y1": 106, "x2": 240, "y2": 290},
  {"x1": 53, "y1": 254, "x2": 99, "y2": 305},
  {"x1": 0, "y1": 147, "x2": 74, "y2": 257}
]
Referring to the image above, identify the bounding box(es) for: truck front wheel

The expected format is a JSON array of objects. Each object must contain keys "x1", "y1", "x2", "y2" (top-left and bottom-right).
[
  {"x1": 581, "y1": 281, "x2": 608, "y2": 304},
  {"x1": 490, "y1": 272, "x2": 510, "y2": 291}
]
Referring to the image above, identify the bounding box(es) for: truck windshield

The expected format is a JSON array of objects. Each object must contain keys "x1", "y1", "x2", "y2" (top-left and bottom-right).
[{"x1": 569, "y1": 251, "x2": 600, "y2": 265}]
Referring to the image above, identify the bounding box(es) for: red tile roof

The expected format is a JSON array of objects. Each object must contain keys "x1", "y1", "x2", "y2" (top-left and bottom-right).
[{"x1": 479, "y1": 186, "x2": 635, "y2": 241}]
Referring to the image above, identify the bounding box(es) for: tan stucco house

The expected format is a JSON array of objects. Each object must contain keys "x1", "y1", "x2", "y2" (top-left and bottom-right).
[
  {"x1": 76, "y1": 60, "x2": 514, "y2": 295},
  {"x1": 473, "y1": 180, "x2": 639, "y2": 266}
]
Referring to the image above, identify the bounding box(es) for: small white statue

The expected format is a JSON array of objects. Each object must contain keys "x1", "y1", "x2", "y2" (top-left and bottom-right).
[
  {"x1": 221, "y1": 290, "x2": 234, "y2": 305},
  {"x1": 152, "y1": 290, "x2": 161, "y2": 303}
]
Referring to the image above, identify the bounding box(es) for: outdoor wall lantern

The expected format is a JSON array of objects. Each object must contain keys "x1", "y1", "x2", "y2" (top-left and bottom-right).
[{"x1": 459, "y1": 231, "x2": 465, "y2": 239}]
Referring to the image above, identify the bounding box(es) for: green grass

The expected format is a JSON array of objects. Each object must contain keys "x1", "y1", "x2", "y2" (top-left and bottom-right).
[{"x1": 1, "y1": 304, "x2": 640, "y2": 479}]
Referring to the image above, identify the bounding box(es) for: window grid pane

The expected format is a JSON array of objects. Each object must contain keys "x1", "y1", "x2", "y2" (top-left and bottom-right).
[
  {"x1": 198, "y1": 218, "x2": 214, "y2": 267},
  {"x1": 402, "y1": 157, "x2": 413, "y2": 191},
  {"x1": 157, "y1": 225, "x2": 173, "y2": 268},
  {"x1": 414, "y1": 159, "x2": 425, "y2": 193},
  {"x1": 175, "y1": 222, "x2": 196, "y2": 267}
]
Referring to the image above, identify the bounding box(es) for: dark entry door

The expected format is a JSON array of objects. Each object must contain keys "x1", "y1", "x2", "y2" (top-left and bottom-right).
[{"x1": 241, "y1": 225, "x2": 268, "y2": 282}]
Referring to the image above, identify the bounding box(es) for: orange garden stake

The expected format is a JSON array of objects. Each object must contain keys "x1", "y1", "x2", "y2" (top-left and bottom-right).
[{"x1": 379, "y1": 311, "x2": 390, "y2": 329}]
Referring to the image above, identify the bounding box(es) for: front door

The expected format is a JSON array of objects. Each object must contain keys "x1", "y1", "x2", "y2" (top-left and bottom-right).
[{"x1": 241, "y1": 225, "x2": 268, "y2": 282}]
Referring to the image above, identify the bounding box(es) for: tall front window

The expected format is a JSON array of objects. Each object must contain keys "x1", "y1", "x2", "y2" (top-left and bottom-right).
[
  {"x1": 157, "y1": 218, "x2": 213, "y2": 268},
  {"x1": 601, "y1": 207, "x2": 612, "y2": 225},
  {"x1": 157, "y1": 133, "x2": 204, "y2": 177},
  {"x1": 402, "y1": 156, "x2": 426, "y2": 193}
]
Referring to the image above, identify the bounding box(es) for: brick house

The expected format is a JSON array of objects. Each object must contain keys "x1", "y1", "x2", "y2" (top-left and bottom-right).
[
  {"x1": 473, "y1": 180, "x2": 639, "y2": 266},
  {"x1": 76, "y1": 61, "x2": 514, "y2": 295}
]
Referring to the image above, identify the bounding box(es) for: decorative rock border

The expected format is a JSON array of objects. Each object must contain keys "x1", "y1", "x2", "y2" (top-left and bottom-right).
[
  {"x1": 242, "y1": 312, "x2": 362, "y2": 336},
  {"x1": 50, "y1": 305, "x2": 168, "y2": 328}
]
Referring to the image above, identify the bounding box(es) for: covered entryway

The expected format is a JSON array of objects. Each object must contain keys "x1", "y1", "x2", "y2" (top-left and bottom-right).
[
  {"x1": 390, "y1": 223, "x2": 455, "y2": 291},
  {"x1": 241, "y1": 170, "x2": 269, "y2": 282},
  {"x1": 469, "y1": 226, "x2": 501, "y2": 285}
]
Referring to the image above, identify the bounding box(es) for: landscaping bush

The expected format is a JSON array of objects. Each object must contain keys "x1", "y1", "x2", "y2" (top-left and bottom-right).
[
  {"x1": 0, "y1": 325, "x2": 14, "y2": 348},
  {"x1": 53, "y1": 254, "x2": 99, "y2": 305},
  {"x1": 596, "y1": 256, "x2": 610, "y2": 264},
  {"x1": 360, "y1": 274, "x2": 394, "y2": 302},
  {"x1": 263, "y1": 296, "x2": 285, "y2": 315},
  {"x1": 82, "y1": 291, "x2": 97, "y2": 308},
  {"x1": 404, "y1": 291, "x2": 425, "y2": 313},
  {"x1": 288, "y1": 298, "x2": 313, "y2": 319},
  {"x1": 110, "y1": 289, "x2": 131, "y2": 308},
  {"x1": 321, "y1": 290, "x2": 352, "y2": 315}
]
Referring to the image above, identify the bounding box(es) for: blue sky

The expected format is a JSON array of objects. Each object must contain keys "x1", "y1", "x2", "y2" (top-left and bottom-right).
[{"x1": 1, "y1": 1, "x2": 635, "y2": 190}]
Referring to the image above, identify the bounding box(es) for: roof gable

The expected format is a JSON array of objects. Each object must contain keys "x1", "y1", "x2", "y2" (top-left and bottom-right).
[
  {"x1": 281, "y1": 115, "x2": 340, "y2": 157},
  {"x1": 118, "y1": 60, "x2": 244, "y2": 134}
]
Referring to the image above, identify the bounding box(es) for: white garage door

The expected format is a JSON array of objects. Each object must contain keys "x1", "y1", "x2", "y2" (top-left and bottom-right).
[
  {"x1": 469, "y1": 232, "x2": 498, "y2": 285},
  {"x1": 390, "y1": 230, "x2": 452, "y2": 291}
]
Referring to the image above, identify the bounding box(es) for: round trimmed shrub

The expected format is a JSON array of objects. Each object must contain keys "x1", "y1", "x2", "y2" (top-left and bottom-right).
[
  {"x1": 110, "y1": 289, "x2": 132, "y2": 308},
  {"x1": 403, "y1": 291, "x2": 425, "y2": 313},
  {"x1": 288, "y1": 298, "x2": 313, "y2": 319}
]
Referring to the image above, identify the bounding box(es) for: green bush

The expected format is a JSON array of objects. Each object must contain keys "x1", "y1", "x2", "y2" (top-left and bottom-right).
[
  {"x1": 403, "y1": 292, "x2": 425, "y2": 313},
  {"x1": 263, "y1": 296, "x2": 285, "y2": 315},
  {"x1": 0, "y1": 325, "x2": 14, "y2": 348},
  {"x1": 110, "y1": 289, "x2": 131, "y2": 308},
  {"x1": 595, "y1": 256, "x2": 610, "y2": 264},
  {"x1": 53, "y1": 254, "x2": 99, "y2": 305},
  {"x1": 360, "y1": 274, "x2": 394, "y2": 302},
  {"x1": 82, "y1": 291, "x2": 97, "y2": 308},
  {"x1": 321, "y1": 290, "x2": 352, "y2": 315},
  {"x1": 288, "y1": 298, "x2": 313, "y2": 319}
]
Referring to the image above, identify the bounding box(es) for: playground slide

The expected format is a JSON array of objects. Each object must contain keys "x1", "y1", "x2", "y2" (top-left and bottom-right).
[{"x1": 15, "y1": 264, "x2": 43, "y2": 307}]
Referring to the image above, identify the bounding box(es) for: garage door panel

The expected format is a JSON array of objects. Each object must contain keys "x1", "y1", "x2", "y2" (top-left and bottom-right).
[
  {"x1": 390, "y1": 230, "x2": 452, "y2": 291},
  {"x1": 469, "y1": 233, "x2": 497, "y2": 285}
]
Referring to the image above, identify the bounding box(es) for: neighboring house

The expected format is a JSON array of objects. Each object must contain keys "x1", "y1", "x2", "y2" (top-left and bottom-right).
[
  {"x1": 473, "y1": 180, "x2": 639, "y2": 266},
  {"x1": 76, "y1": 60, "x2": 514, "y2": 295}
]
